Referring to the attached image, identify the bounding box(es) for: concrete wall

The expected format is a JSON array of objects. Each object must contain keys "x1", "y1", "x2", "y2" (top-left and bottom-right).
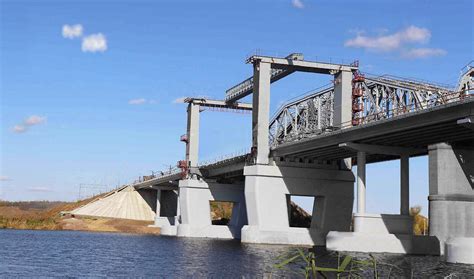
[
  {"x1": 242, "y1": 165, "x2": 354, "y2": 245},
  {"x1": 428, "y1": 142, "x2": 474, "y2": 254}
]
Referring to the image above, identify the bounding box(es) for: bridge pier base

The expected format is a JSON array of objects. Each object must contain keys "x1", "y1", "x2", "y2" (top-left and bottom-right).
[
  {"x1": 241, "y1": 164, "x2": 354, "y2": 246},
  {"x1": 152, "y1": 188, "x2": 179, "y2": 236},
  {"x1": 176, "y1": 179, "x2": 247, "y2": 239},
  {"x1": 428, "y1": 142, "x2": 474, "y2": 264}
]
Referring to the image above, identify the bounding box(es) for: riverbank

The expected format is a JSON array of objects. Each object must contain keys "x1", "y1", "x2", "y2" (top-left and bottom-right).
[
  {"x1": 1, "y1": 199, "x2": 429, "y2": 235},
  {"x1": 0, "y1": 199, "x2": 160, "y2": 234}
]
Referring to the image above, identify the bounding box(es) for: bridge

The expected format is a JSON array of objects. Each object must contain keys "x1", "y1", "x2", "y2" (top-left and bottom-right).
[{"x1": 74, "y1": 54, "x2": 474, "y2": 264}]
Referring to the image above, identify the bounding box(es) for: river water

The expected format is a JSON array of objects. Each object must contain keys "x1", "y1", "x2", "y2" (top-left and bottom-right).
[{"x1": 0, "y1": 229, "x2": 473, "y2": 277}]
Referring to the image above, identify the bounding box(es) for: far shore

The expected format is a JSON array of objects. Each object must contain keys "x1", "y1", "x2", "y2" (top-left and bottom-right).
[{"x1": 0, "y1": 200, "x2": 160, "y2": 235}]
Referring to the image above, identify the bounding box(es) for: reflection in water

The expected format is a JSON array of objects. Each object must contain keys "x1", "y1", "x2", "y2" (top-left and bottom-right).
[{"x1": 0, "y1": 229, "x2": 473, "y2": 277}]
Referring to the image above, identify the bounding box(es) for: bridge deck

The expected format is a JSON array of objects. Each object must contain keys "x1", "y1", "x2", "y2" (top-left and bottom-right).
[{"x1": 272, "y1": 99, "x2": 474, "y2": 163}]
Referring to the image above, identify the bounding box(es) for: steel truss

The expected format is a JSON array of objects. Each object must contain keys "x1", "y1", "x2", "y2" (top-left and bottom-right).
[{"x1": 270, "y1": 73, "x2": 470, "y2": 147}]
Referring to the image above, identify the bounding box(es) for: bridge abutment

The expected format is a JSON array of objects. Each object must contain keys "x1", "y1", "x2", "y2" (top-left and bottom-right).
[
  {"x1": 428, "y1": 142, "x2": 474, "y2": 264},
  {"x1": 241, "y1": 164, "x2": 354, "y2": 245}
]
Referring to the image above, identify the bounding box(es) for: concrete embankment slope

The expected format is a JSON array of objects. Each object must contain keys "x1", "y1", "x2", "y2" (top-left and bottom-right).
[{"x1": 71, "y1": 186, "x2": 155, "y2": 221}]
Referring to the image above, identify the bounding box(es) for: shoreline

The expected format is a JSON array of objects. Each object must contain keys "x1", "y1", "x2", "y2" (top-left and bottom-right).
[
  {"x1": 0, "y1": 199, "x2": 160, "y2": 235},
  {"x1": 0, "y1": 216, "x2": 160, "y2": 235}
]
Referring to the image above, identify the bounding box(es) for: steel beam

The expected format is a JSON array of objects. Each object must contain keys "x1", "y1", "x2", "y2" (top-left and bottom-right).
[
  {"x1": 247, "y1": 55, "x2": 357, "y2": 74},
  {"x1": 184, "y1": 98, "x2": 252, "y2": 110}
]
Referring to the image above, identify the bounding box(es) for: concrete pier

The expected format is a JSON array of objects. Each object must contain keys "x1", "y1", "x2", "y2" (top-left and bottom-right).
[
  {"x1": 327, "y1": 148, "x2": 439, "y2": 255},
  {"x1": 241, "y1": 164, "x2": 354, "y2": 245},
  {"x1": 176, "y1": 179, "x2": 247, "y2": 239},
  {"x1": 153, "y1": 188, "x2": 180, "y2": 236},
  {"x1": 428, "y1": 142, "x2": 474, "y2": 264}
]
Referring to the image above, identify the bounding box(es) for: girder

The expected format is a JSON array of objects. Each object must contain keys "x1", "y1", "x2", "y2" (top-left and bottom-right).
[{"x1": 269, "y1": 72, "x2": 470, "y2": 148}]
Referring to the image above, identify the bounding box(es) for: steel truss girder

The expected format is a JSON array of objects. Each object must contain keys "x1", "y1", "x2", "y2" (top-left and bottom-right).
[{"x1": 269, "y1": 74, "x2": 463, "y2": 148}]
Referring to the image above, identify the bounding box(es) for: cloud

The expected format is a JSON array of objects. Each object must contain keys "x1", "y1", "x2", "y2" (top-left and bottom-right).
[
  {"x1": 401, "y1": 48, "x2": 447, "y2": 59},
  {"x1": 128, "y1": 98, "x2": 147, "y2": 105},
  {"x1": 344, "y1": 26, "x2": 431, "y2": 52},
  {"x1": 27, "y1": 187, "x2": 52, "y2": 193},
  {"x1": 173, "y1": 97, "x2": 187, "y2": 104},
  {"x1": 292, "y1": 0, "x2": 304, "y2": 9},
  {"x1": 12, "y1": 115, "x2": 47, "y2": 133},
  {"x1": 128, "y1": 98, "x2": 157, "y2": 105},
  {"x1": 0, "y1": 176, "x2": 10, "y2": 181},
  {"x1": 13, "y1": 125, "x2": 27, "y2": 133},
  {"x1": 24, "y1": 115, "x2": 47, "y2": 126},
  {"x1": 82, "y1": 33, "x2": 107, "y2": 53},
  {"x1": 62, "y1": 24, "x2": 83, "y2": 39}
]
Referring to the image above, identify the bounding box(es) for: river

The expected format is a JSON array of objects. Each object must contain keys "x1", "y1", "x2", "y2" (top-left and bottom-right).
[{"x1": 1, "y1": 229, "x2": 473, "y2": 277}]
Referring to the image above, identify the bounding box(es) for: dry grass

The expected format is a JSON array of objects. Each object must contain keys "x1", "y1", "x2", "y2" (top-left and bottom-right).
[
  {"x1": 411, "y1": 206, "x2": 429, "y2": 235},
  {"x1": 0, "y1": 194, "x2": 110, "y2": 231}
]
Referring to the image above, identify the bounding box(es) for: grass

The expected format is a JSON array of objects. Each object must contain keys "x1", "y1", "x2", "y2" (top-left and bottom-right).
[
  {"x1": 0, "y1": 195, "x2": 106, "y2": 230},
  {"x1": 275, "y1": 248, "x2": 403, "y2": 278}
]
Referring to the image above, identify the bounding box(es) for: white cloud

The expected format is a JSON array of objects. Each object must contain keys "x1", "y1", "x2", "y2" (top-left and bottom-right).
[
  {"x1": 173, "y1": 97, "x2": 187, "y2": 104},
  {"x1": 13, "y1": 125, "x2": 27, "y2": 133},
  {"x1": 401, "y1": 48, "x2": 447, "y2": 59},
  {"x1": 128, "y1": 98, "x2": 157, "y2": 105},
  {"x1": 24, "y1": 115, "x2": 47, "y2": 126},
  {"x1": 27, "y1": 187, "x2": 52, "y2": 193},
  {"x1": 82, "y1": 33, "x2": 107, "y2": 53},
  {"x1": 292, "y1": 0, "x2": 304, "y2": 9},
  {"x1": 128, "y1": 98, "x2": 147, "y2": 105},
  {"x1": 62, "y1": 24, "x2": 83, "y2": 39},
  {"x1": 0, "y1": 176, "x2": 10, "y2": 181},
  {"x1": 344, "y1": 26, "x2": 431, "y2": 52},
  {"x1": 12, "y1": 115, "x2": 47, "y2": 133}
]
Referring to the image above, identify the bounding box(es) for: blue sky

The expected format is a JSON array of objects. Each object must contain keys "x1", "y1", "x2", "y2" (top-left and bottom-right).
[{"x1": 0, "y1": 0, "x2": 472, "y2": 215}]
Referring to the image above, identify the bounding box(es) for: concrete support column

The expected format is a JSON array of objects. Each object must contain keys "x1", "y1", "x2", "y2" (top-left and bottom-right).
[
  {"x1": 186, "y1": 103, "x2": 200, "y2": 167},
  {"x1": 357, "y1": 151, "x2": 366, "y2": 214},
  {"x1": 428, "y1": 142, "x2": 474, "y2": 262},
  {"x1": 334, "y1": 70, "x2": 353, "y2": 170},
  {"x1": 175, "y1": 189, "x2": 180, "y2": 220},
  {"x1": 333, "y1": 70, "x2": 352, "y2": 129},
  {"x1": 155, "y1": 189, "x2": 162, "y2": 216},
  {"x1": 400, "y1": 155, "x2": 410, "y2": 216},
  {"x1": 252, "y1": 61, "x2": 271, "y2": 165}
]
